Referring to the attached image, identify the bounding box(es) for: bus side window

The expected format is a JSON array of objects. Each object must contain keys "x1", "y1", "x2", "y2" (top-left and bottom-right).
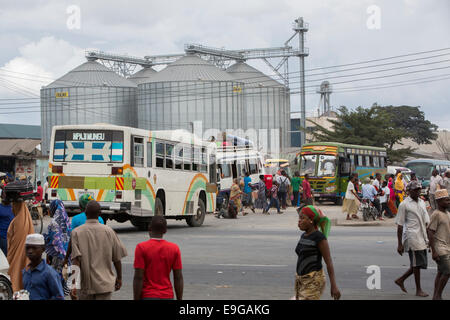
[
  {"x1": 133, "y1": 137, "x2": 144, "y2": 167},
  {"x1": 380, "y1": 157, "x2": 385, "y2": 168},
  {"x1": 165, "y1": 144, "x2": 174, "y2": 169},
  {"x1": 193, "y1": 147, "x2": 200, "y2": 172},
  {"x1": 147, "y1": 142, "x2": 152, "y2": 168},
  {"x1": 358, "y1": 155, "x2": 363, "y2": 167},
  {"x1": 365, "y1": 156, "x2": 371, "y2": 167},
  {"x1": 373, "y1": 156, "x2": 380, "y2": 168},
  {"x1": 156, "y1": 142, "x2": 165, "y2": 168},
  {"x1": 175, "y1": 145, "x2": 183, "y2": 170},
  {"x1": 200, "y1": 147, "x2": 207, "y2": 172},
  {"x1": 183, "y1": 146, "x2": 192, "y2": 171}
]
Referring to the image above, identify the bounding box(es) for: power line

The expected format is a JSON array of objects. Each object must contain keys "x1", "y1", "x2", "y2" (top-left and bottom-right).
[{"x1": 0, "y1": 48, "x2": 449, "y2": 96}]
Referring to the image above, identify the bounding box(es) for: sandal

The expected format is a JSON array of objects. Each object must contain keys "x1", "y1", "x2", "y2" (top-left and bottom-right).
[{"x1": 352, "y1": 214, "x2": 359, "y2": 219}]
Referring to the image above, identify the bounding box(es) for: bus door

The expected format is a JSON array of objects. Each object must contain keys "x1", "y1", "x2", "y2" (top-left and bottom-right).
[{"x1": 338, "y1": 156, "x2": 351, "y2": 195}]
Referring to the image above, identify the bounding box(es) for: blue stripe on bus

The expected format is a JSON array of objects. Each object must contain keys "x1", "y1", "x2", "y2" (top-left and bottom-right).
[
  {"x1": 111, "y1": 155, "x2": 123, "y2": 162},
  {"x1": 54, "y1": 155, "x2": 65, "y2": 160},
  {"x1": 92, "y1": 155, "x2": 104, "y2": 161},
  {"x1": 54, "y1": 142, "x2": 65, "y2": 149},
  {"x1": 92, "y1": 143, "x2": 105, "y2": 149},
  {"x1": 71, "y1": 142, "x2": 85, "y2": 149},
  {"x1": 71, "y1": 154, "x2": 84, "y2": 161},
  {"x1": 112, "y1": 143, "x2": 123, "y2": 149}
]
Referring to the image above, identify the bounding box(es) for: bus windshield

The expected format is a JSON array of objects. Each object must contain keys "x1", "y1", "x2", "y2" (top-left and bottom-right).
[
  {"x1": 53, "y1": 129, "x2": 124, "y2": 163},
  {"x1": 406, "y1": 162, "x2": 434, "y2": 180},
  {"x1": 317, "y1": 155, "x2": 336, "y2": 177},
  {"x1": 300, "y1": 155, "x2": 316, "y2": 176}
]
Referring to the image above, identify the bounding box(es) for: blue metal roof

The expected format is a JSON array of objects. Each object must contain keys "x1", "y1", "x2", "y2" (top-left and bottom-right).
[{"x1": 0, "y1": 124, "x2": 41, "y2": 139}]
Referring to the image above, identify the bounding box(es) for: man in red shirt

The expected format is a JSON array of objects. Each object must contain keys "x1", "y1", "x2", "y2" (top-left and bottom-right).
[
  {"x1": 133, "y1": 216, "x2": 183, "y2": 300},
  {"x1": 302, "y1": 174, "x2": 313, "y2": 206},
  {"x1": 34, "y1": 181, "x2": 43, "y2": 203}
]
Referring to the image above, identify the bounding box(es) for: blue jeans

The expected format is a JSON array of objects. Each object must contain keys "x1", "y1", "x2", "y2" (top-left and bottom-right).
[
  {"x1": 265, "y1": 197, "x2": 280, "y2": 213},
  {"x1": 0, "y1": 237, "x2": 7, "y2": 256}
]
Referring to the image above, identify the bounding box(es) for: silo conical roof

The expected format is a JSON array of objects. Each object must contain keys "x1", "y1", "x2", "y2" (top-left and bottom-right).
[
  {"x1": 45, "y1": 60, "x2": 137, "y2": 88},
  {"x1": 129, "y1": 66, "x2": 157, "y2": 84},
  {"x1": 144, "y1": 54, "x2": 236, "y2": 83},
  {"x1": 226, "y1": 61, "x2": 284, "y2": 88}
]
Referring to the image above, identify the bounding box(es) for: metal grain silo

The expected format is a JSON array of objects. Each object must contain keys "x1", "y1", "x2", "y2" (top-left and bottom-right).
[
  {"x1": 226, "y1": 61, "x2": 290, "y2": 155},
  {"x1": 40, "y1": 60, "x2": 137, "y2": 155},
  {"x1": 128, "y1": 66, "x2": 157, "y2": 85},
  {"x1": 137, "y1": 54, "x2": 244, "y2": 137}
]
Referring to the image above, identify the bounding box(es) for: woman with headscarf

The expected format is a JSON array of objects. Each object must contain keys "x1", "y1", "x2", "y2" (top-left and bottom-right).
[
  {"x1": 387, "y1": 175, "x2": 398, "y2": 215},
  {"x1": 44, "y1": 200, "x2": 71, "y2": 295},
  {"x1": 7, "y1": 201, "x2": 35, "y2": 292},
  {"x1": 395, "y1": 172, "x2": 406, "y2": 207},
  {"x1": 294, "y1": 205, "x2": 341, "y2": 300}
]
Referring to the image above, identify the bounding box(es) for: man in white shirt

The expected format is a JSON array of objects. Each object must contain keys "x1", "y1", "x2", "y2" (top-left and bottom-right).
[
  {"x1": 394, "y1": 180, "x2": 430, "y2": 297},
  {"x1": 429, "y1": 169, "x2": 444, "y2": 210}
]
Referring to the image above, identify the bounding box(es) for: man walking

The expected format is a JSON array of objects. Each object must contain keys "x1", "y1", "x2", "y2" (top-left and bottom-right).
[
  {"x1": 430, "y1": 169, "x2": 444, "y2": 211},
  {"x1": 394, "y1": 181, "x2": 430, "y2": 297},
  {"x1": 427, "y1": 189, "x2": 449, "y2": 300},
  {"x1": 242, "y1": 171, "x2": 255, "y2": 213},
  {"x1": 133, "y1": 216, "x2": 183, "y2": 300},
  {"x1": 301, "y1": 174, "x2": 313, "y2": 206},
  {"x1": 277, "y1": 171, "x2": 290, "y2": 209},
  {"x1": 70, "y1": 200, "x2": 127, "y2": 300}
]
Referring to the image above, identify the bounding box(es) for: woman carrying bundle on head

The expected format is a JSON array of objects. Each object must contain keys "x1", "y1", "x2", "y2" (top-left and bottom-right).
[{"x1": 294, "y1": 205, "x2": 341, "y2": 300}]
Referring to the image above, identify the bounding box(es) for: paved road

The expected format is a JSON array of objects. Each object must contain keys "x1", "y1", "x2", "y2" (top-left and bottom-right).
[{"x1": 42, "y1": 205, "x2": 448, "y2": 300}]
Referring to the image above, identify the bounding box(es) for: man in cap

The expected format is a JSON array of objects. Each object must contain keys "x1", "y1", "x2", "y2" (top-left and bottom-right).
[
  {"x1": 427, "y1": 188, "x2": 450, "y2": 300},
  {"x1": 22, "y1": 234, "x2": 64, "y2": 300},
  {"x1": 394, "y1": 180, "x2": 430, "y2": 297}
]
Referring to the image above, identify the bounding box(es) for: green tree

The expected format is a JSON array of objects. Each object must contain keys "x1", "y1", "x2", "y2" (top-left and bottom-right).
[{"x1": 306, "y1": 105, "x2": 436, "y2": 164}]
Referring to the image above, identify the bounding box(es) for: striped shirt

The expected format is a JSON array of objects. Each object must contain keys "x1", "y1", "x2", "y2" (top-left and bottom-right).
[{"x1": 295, "y1": 231, "x2": 326, "y2": 276}]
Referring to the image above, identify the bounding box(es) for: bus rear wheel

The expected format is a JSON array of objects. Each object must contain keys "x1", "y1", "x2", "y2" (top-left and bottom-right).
[
  {"x1": 130, "y1": 217, "x2": 149, "y2": 231},
  {"x1": 186, "y1": 199, "x2": 206, "y2": 227}
]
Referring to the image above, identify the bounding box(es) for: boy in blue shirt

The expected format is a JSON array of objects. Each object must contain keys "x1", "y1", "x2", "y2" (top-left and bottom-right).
[{"x1": 22, "y1": 234, "x2": 64, "y2": 300}]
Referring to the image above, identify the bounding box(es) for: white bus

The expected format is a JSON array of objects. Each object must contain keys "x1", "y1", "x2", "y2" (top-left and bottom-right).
[
  {"x1": 48, "y1": 124, "x2": 218, "y2": 229},
  {"x1": 215, "y1": 144, "x2": 265, "y2": 209}
]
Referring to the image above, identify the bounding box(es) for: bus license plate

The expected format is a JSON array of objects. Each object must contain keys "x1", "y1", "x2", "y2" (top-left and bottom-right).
[{"x1": 78, "y1": 191, "x2": 95, "y2": 199}]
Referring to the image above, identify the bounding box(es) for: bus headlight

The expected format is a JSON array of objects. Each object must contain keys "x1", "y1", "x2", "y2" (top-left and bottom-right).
[{"x1": 325, "y1": 186, "x2": 337, "y2": 192}]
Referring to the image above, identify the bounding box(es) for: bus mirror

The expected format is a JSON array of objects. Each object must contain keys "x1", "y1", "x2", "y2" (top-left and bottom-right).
[{"x1": 294, "y1": 158, "x2": 298, "y2": 165}]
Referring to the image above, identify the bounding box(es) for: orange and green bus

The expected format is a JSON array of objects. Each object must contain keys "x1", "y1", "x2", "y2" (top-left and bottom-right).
[{"x1": 295, "y1": 142, "x2": 387, "y2": 204}]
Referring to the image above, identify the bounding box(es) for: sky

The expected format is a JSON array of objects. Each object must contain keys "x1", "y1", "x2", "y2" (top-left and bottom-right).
[{"x1": 0, "y1": 0, "x2": 449, "y2": 128}]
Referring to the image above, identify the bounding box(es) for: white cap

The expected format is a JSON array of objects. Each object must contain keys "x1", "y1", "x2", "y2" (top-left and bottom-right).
[{"x1": 25, "y1": 234, "x2": 45, "y2": 246}]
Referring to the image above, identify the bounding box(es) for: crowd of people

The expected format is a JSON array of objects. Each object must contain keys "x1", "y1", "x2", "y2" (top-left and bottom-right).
[
  {"x1": 0, "y1": 166, "x2": 448, "y2": 301},
  {"x1": 216, "y1": 169, "x2": 312, "y2": 218}
]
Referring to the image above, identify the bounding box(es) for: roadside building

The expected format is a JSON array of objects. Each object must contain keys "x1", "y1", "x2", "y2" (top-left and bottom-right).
[{"x1": 0, "y1": 124, "x2": 45, "y2": 184}]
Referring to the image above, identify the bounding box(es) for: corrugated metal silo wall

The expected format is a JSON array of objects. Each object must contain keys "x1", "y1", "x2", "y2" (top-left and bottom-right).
[
  {"x1": 242, "y1": 85, "x2": 290, "y2": 156},
  {"x1": 40, "y1": 86, "x2": 136, "y2": 155},
  {"x1": 137, "y1": 81, "x2": 244, "y2": 137}
]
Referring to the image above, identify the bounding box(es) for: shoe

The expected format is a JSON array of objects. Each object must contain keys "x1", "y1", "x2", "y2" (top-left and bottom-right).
[
  {"x1": 379, "y1": 217, "x2": 385, "y2": 221},
  {"x1": 277, "y1": 211, "x2": 283, "y2": 214},
  {"x1": 243, "y1": 212, "x2": 248, "y2": 216},
  {"x1": 251, "y1": 207, "x2": 255, "y2": 213}
]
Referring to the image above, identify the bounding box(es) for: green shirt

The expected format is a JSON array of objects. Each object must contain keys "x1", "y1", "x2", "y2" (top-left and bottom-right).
[{"x1": 291, "y1": 177, "x2": 301, "y2": 192}]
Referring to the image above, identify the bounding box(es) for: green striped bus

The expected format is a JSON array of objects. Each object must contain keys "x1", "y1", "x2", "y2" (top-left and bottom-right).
[{"x1": 295, "y1": 142, "x2": 387, "y2": 204}]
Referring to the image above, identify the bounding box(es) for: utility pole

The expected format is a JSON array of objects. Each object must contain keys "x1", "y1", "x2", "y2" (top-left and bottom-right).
[{"x1": 293, "y1": 17, "x2": 309, "y2": 145}]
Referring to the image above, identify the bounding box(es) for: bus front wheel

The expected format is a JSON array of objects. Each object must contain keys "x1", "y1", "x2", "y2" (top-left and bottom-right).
[{"x1": 186, "y1": 199, "x2": 206, "y2": 227}]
